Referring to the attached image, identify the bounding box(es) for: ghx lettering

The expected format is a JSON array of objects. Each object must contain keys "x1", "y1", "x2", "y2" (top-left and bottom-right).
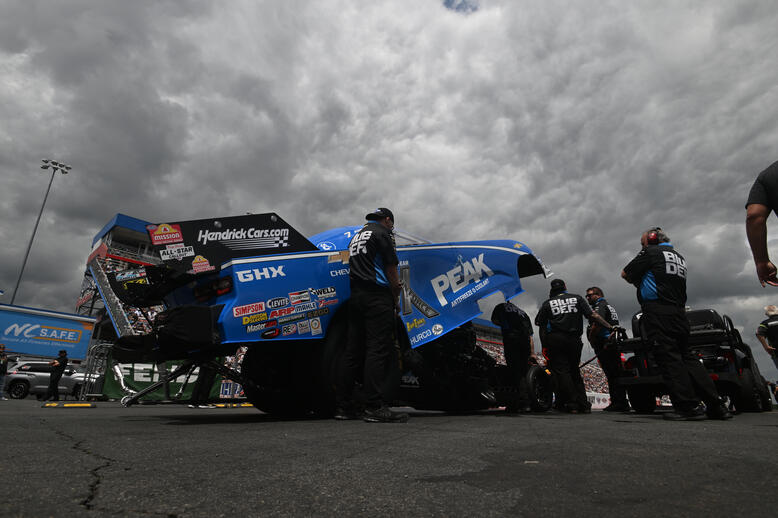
[{"x1": 236, "y1": 266, "x2": 285, "y2": 283}]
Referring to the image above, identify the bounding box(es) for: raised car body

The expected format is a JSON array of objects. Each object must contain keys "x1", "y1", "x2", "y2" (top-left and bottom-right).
[{"x1": 110, "y1": 214, "x2": 550, "y2": 414}]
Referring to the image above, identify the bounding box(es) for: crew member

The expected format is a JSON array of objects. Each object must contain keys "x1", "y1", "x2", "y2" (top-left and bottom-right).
[
  {"x1": 336, "y1": 207, "x2": 407, "y2": 423},
  {"x1": 756, "y1": 305, "x2": 778, "y2": 371},
  {"x1": 491, "y1": 301, "x2": 535, "y2": 413},
  {"x1": 535, "y1": 279, "x2": 614, "y2": 414},
  {"x1": 585, "y1": 287, "x2": 629, "y2": 412},
  {"x1": 746, "y1": 159, "x2": 778, "y2": 287},
  {"x1": 43, "y1": 350, "x2": 68, "y2": 402},
  {"x1": 621, "y1": 227, "x2": 731, "y2": 420}
]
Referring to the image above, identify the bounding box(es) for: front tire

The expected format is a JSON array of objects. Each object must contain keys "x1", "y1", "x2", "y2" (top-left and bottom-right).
[
  {"x1": 9, "y1": 381, "x2": 29, "y2": 399},
  {"x1": 526, "y1": 365, "x2": 553, "y2": 412}
]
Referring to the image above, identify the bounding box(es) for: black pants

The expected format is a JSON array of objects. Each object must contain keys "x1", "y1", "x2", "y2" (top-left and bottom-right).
[
  {"x1": 592, "y1": 337, "x2": 628, "y2": 406},
  {"x1": 337, "y1": 282, "x2": 398, "y2": 409},
  {"x1": 190, "y1": 363, "x2": 217, "y2": 405},
  {"x1": 503, "y1": 331, "x2": 531, "y2": 407},
  {"x1": 545, "y1": 331, "x2": 588, "y2": 410},
  {"x1": 642, "y1": 310, "x2": 720, "y2": 411},
  {"x1": 46, "y1": 372, "x2": 63, "y2": 401}
]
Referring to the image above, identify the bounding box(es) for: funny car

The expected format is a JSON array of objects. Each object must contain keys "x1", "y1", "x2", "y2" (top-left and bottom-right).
[{"x1": 109, "y1": 213, "x2": 551, "y2": 415}]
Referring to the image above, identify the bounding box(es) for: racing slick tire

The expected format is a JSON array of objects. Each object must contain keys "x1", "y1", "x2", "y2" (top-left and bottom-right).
[
  {"x1": 241, "y1": 342, "x2": 319, "y2": 417},
  {"x1": 758, "y1": 375, "x2": 773, "y2": 412},
  {"x1": 526, "y1": 365, "x2": 553, "y2": 412},
  {"x1": 733, "y1": 364, "x2": 763, "y2": 412},
  {"x1": 626, "y1": 386, "x2": 657, "y2": 414},
  {"x1": 8, "y1": 380, "x2": 29, "y2": 399}
]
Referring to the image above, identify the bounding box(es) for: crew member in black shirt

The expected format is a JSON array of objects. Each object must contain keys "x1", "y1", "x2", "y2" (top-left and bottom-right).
[
  {"x1": 622, "y1": 227, "x2": 731, "y2": 420},
  {"x1": 491, "y1": 301, "x2": 535, "y2": 413},
  {"x1": 756, "y1": 305, "x2": 778, "y2": 371},
  {"x1": 535, "y1": 279, "x2": 614, "y2": 414},
  {"x1": 336, "y1": 207, "x2": 407, "y2": 423},
  {"x1": 585, "y1": 287, "x2": 629, "y2": 412},
  {"x1": 746, "y1": 159, "x2": 778, "y2": 287},
  {"x1": 44, "y1": 350, "x2": 68, "y2": 402}
]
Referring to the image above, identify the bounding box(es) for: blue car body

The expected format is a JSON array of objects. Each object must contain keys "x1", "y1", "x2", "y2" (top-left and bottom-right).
[{"x1": 112, "y1": 215, "x2": 549, "y2": 414}]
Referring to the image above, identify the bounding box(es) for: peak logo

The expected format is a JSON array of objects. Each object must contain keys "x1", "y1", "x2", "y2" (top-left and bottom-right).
[
  {"x1": 147, "y1": 224, "x2": 183, "y2": 245},
  {"x1": 236, "y1": 266, "x2": 285, "y2": 283},
  {"x1": 430, "y1": 254, "x2": 493, "y2": 306}
]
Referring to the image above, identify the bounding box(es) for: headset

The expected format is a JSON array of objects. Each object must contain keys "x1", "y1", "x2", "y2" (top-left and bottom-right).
[{"x1": 646, "y1": 227, "x2": 662, "y2": 245}]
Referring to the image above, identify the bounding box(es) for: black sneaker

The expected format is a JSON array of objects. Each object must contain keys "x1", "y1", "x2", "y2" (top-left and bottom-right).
[
  {"x1": 363, "y1": 406, "x2": 409, "y2": 423},
  {"x1": 706, "y1": 403, "x2": 733, "y2": 420},
  {"x1": 662, "y1": 404, "x2": 707, "y2": 421},
  {"x1": 603, "y1": 402, "x2": 631, "y2": 413},
  {"x1": 333, "y1": 407, "x2": 360, "y2": 420}
]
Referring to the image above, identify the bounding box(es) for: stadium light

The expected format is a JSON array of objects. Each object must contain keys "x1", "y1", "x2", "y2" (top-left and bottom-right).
[{"x1": 10, "y1": 159, "x2": 72, "y2": 305}]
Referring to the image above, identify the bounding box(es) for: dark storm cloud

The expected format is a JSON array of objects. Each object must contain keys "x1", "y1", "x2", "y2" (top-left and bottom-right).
[{"x1": 1, "y1": 1, "x2": 778, "y2": 374}]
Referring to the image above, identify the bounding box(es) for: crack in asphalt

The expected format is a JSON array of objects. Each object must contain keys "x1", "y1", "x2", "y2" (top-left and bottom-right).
[{"x1": 49, "y1": 427, "x2": 116, "y2": 511}]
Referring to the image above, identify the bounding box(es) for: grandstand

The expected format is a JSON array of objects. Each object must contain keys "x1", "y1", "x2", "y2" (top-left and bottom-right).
[{"x1": 76, "y1": 213, "x2": 161, "y2": 340}]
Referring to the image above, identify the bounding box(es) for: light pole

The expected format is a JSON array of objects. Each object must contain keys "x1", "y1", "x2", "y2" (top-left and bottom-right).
[{"x1": 10, "y1": 159, "x2": 71, "y2": 305}]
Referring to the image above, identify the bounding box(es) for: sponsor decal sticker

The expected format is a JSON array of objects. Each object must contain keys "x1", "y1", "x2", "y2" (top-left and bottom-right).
[
  {"x1": 246, "y1": 320, "x2": 276, "y2": 333},
  {"x1": 232, "y1": 302, "x2": 266, "y2": 318},
  {"x1": 196, "y1": 227, "x2": 290, "y2": 249},
  {"x1": 190, "y1": 255, "x2": 216, "y2": 274},
  {"x1": 310, "y1": 317, "x2": 322, "y2": 336},
  {"x1": 317, "y1": 241, "x2": 337, "y2": 251},
  {"x1": 430, "y1": 254, "x2": 494, "y2": 307},
  {"x1": 266, "y1": 296, "x2": 289, "y2": 309},
  {"x1": 236, "y1": 266, "x2": 285, "y2": 282},
  {"x1": 147, "y1": 223, "x2": 184, "y2": 245},
  {"x1": 306, "y1": 308, "x2": 329, "y2": 318},
  {"x1": 261, "y1": 328, "x2": 280, "y2": 339},
  {"x1": 399, "y1": 265, "x2": 440, "y2": 318},
  {"x1": 297, "y1": 320, "x2": 311, "y2": 334},
  {"x1": 116, "y1": 269, "x2": 146, "y2": 281},
  {"x1": 242, "y1": 313, "x2": 268, "y2": 325},
  {"x1": 318, "y1": 298, "x2": 338, "y2": 308},
  {"x1": 269, "y1": 307, "x2": 295, "y2": 319},
  {"x1": 282, "y1": 324, "x2": 297, "y2": 336},
  {"x1": 432, "y1": 324, "x2": 444, "y2": 336},
  {"x1": 277, "y1": 313, "x2": 306, "y2": 324},
  {"x1": 406, "y1": 318, "x2": 425, "y2": 332},
  {"x1": 289, "y1": 290, "x2": 311, "y2": 305},
  {"x1": 292, "y1": 302, "x2": 317, "y2": 313},
  {"x1": 410, "y1": 329, "x2": 433, "y2": 345},
  {"x1": 313, "y1": 287, "x2": 337, "y2": 299},
  {"x1": 160, "y1": 244, "x2": 195, "y2": 261},
  {"x1": 330, "y1": 268, "x2": 349, "y2": 277}
]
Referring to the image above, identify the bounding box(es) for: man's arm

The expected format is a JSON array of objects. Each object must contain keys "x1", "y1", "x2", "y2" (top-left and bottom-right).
[
  {"x1": 756, "y1": 333, "x2": 776, "y2": 355},
  {"x1": 588, "y1": 312, "x2": 613, "y2": 331},
  {"x1": 746, "y1": 203, "x2": 778, "y2": 287}
]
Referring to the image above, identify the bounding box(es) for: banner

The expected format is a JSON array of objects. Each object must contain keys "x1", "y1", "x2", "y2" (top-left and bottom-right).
[
  {"x1": 0, "y1": 304, "x2": 96, "y2": 359},
  {"x1": 145, "y1": 213, "x2": 318, "y2": 274}
]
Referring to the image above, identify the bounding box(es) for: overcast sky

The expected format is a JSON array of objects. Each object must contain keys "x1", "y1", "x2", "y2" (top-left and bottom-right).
[{"x1": 2, "y1": 1, "x2": 778, "y2": 376}]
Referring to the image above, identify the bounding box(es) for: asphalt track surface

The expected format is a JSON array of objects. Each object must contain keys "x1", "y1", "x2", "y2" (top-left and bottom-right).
[{"x1": 2, "y1": 399, "x2": 777, "y2": 518}]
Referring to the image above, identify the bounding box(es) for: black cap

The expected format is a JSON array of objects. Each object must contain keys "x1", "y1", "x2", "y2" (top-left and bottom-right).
[
  {"x1": 550, "y1": 278, "x2": 566, "y2": 290},
  {"x1": 366, "y1": 207, "x2": 394, "y2": 222},
  {"x1": 59, "y1": 350, "x2": 67, "y2": 355}
]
